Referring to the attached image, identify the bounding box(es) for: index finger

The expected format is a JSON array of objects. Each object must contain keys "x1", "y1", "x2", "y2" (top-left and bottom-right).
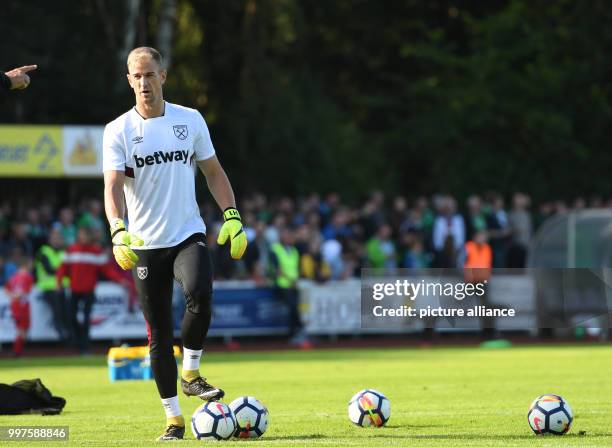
[{"x1": 19, "y1": 65, "x2": 38, "y2": 73}]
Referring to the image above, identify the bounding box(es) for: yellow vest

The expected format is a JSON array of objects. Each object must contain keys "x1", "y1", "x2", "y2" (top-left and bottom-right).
[
  {"x1": 271, "y1": 243, "x2": 299, "y2": 288},
  {"x1": 35, "y1": 245, "x2": 65, "y2": 291}
]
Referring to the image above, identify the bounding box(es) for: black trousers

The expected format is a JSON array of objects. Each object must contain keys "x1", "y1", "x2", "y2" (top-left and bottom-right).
[
  {"x1": 40, "y1": 290, "x2": 70, "y2": 342},
  {"x1": 70, "y1": 292, "x2": 94, "y2": 353},
  {"x1": 277, "y1": 287, "x2": 302, "y2": 337},
  {"x1": 133, "y1": 233, "x2": 213, "y2": 399}
]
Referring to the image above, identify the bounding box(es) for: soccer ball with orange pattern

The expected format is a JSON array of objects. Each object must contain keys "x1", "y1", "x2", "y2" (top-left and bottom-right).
[
  {"x1": 348, "y1": 389, "x2": 390, "y2": 427},
  {"x1": 228, "y1": 396, "x2": 269, "y2": 438},
  {"x1": 527, "y1": 394, "x2": 573, "y2": 435}
]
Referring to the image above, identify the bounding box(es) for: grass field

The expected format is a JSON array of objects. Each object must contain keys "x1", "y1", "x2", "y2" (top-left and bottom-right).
[{"x1": 1, "y1": 345, "x2": 612, "y2": 446}]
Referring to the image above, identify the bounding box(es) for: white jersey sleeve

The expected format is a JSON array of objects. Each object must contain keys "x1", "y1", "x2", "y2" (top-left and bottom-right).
[
  {"x1": 103, "y1": 121, "x2": 126, "y2": 172},
  {"x1": 193, "y1": 111, "x2": 216, "y2": 161}
]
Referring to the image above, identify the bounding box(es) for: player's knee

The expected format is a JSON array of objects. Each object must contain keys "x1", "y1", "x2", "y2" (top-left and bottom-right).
[{"x1": 184, "y1": 281, "x2": 212, "y2": 315}]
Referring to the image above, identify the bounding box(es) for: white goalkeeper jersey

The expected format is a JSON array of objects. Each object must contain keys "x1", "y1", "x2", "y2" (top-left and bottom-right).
[{"x1": 103, "y1": 101, "x2": 215, "y2": 249}]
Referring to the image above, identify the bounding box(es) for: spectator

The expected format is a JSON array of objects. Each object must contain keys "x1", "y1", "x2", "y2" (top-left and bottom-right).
[
  {"x1": 400, "y1": 207, "x2": 425, "y2": 234},
  {"x1": 264, "y1": 214, "x2": 286, "y2": 246},
  {"x1": 358, "y1": 200, "x2": 380, "y2": 240},
  {"x1": 573, "y1": 197, "x2": 587, "y2": 210},
  {"x1": 57, "y1": 227, "x2": 125, "y2": 354},
  {"x1": 244, "y1": 220, "x2": 269, "y2": 284},
  {"x1": 401, "y1": 233, "x2": 430, "y2": 269},
  {"x1": 294, "y1": 224, "x2": 313, "y2": 254},
  {"x1": 35, "y1": 228, "x2": 70, "y2": 343},
  {"x1": 7, "y1": 222, "x2": 34, "y2": 258},
  {"x1": 321, "y1": 238, "x2": 346, "y2": 279},
  {"x1": 534, "y1": 201, "x2": 554, "y2": 230},
  {"x1": 342, "y1": 238, "x2": 364, "y2": 278},
  {"x1": 485, "y1": 194, "x2": 511, "y2": 268},
  {"x1": 77, "y1": 199, "x2": 106, "y2": 241},
  {"x1": 300, "y1": 239, "x2": 331, "y2": 282},
  {"x1": 590, "y1": 196, "x2": 603, "y2": 209},
  {"x1": 507, "y1": 193, "x2": 532, "y2": 267},
  {"x1": 322, "y1": 209, "x2": 352, "y2": 241},
  {"x1": 463, "y1": 230, "x2": 493, "y2": 281},
  {"x1": 464, "y1": 195, "x2": 487, "y2": 242},
  {"x1": 414, "y1": 196, "x2": 435, "y2": 233},
  {"x1": 269, "y1": 227, "x2": 311, "y2": 348},
  {"x1": 240, "y1": 215, "x2": 264, "y2": 282},
  {"x1": 0, "y1": 209, "x2": 9, "y2": 255},
  {"x1": 432, "y1": 196, "x2": 465, "y2": 253},
  {"x1": 0, "y1": 190, "x2": 605, "y2": 291},
  {"x1": 432, "y1": 234, "x2": 458, "y2": 268},
  {"x1": 294, "y1": 194, "x2": 321, "y2": 227},
  {"x1": 319, "y1": 192, "x2": 340, "y2": 228},
  {"x1": 5, "y1": 256, "x2": 34, "y2": 357},
  {"x1": 253, "y1": 193, "x2": 272, "y2": 223},
  {"x1": 54, "y1": 207, "x2": 77, "y2": 245},
  {"x1": 208, "y1": 224, "x2": 236, "y2": 280},
  {"x1": 365, "y1": 224, "x2": 396, "y2": 269},
  {"x1": 389, "y1": 196, "x2": 408, "y2": 237},
  {"x1": 25, "y1": 208, "x2": 47, "y2": 253},
  {"x1": 554, "y1": 200, "x2": 568, "y2": 215},
  {"x1": 0, "y1": 254, "x2": 18, "y2": 286},
  {"x1": 463, "y1": 230, "x2": 494, "y2": 338},
  {"x1": 39, "y1": 203, "x2": 56, "y2": 232}
]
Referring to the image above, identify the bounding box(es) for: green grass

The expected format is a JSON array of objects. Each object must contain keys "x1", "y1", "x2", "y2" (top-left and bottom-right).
[{"x1": 1, "y1": 345, "x2": 612, "y2": 446}]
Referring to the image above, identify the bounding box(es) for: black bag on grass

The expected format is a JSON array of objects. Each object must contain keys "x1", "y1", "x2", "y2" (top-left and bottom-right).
[{"x1": 0, "y1": 378, "x2": 66, "y2": 415}]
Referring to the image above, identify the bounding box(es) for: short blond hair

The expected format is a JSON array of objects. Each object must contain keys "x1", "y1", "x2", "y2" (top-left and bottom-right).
[{"x1": 127, "y1": 47, "x2": 164, "y2": 71}]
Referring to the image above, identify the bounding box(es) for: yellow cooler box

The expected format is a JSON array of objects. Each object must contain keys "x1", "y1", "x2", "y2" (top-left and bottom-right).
[{"x1": 108, "y1": 345, "x2": 181, "y2": 381}]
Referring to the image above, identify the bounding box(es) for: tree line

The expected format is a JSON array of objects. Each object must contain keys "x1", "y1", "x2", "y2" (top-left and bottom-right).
[{"x1": 2, "y1": 0, "x2": 611, "y2": 202}]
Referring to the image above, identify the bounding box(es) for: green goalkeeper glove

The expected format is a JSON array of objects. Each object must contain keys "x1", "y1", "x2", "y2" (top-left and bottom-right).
[
  {"x1": 110, "y1": 218, "x2": 144, "y2": 270},
  {"x1": 217, "y1": 207, "x2": 247, "y2": 260}
]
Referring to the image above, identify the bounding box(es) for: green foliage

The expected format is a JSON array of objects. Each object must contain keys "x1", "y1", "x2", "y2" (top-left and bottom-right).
[{"x1": 2, "y1": 0, "x2": 612, "y2": 199}]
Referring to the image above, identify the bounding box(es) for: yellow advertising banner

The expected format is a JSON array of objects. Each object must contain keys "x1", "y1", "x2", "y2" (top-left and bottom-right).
[{"x1": 0, "y1": 125, "x2": 63, "y2": 176}]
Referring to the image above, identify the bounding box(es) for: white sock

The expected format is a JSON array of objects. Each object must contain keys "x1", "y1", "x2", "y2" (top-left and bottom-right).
[
  {"x1": 182, "y1": 347, "x2": 202, "y2": 371},
  {"x1": 161, "y1": 396, "x2": 182, "y2": 418}
]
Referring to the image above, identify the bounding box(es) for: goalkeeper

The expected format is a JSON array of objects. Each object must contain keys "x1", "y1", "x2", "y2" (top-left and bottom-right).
[{"x1": 102, "y1": 47, "x2": 247, "y2": 441}]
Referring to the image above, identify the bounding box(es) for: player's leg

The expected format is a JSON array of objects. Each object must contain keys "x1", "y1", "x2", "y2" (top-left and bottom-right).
[
  {"x1": 133, "y1": 248, "x2": 185, "y2": 440},
  {"x1": 172, "y1": 233, "x2": 223, "y2": 400}
]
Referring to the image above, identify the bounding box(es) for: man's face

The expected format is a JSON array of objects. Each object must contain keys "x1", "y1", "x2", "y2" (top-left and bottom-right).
[
  {"x1": 49, "y1": 230, "x2": 64, "y2": 249},
  {"x1": 281, "y1": 229, "x2": 295, "y2": 246},
  {"x1": 77, "y1": 228, "x2": 91, "y2": 245},
  {"x1": 127, "y1": 56, "x2": 166, "y2": 106}
]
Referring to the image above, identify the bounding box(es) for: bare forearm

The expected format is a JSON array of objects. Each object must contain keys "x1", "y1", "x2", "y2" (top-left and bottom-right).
[
  {"x1": 206, "y1": 169, "x2": 236, "y2": 211},
  {"x1": 104, "y1": 183, "x2": 125, "y2": 223}
]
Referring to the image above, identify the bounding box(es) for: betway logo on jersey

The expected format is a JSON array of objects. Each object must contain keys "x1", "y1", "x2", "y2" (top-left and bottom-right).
[{"x1": 133, "y1": 150, "x2": 192, "y2": 168}]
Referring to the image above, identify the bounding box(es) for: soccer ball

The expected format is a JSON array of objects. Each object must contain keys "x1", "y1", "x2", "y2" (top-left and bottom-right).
[
  {"x1": 348, "y1": 389, "x2": 390, "y2": 427},
  {"x1": 527, "y1": 394, "x2": 573, "y2": 435},
  {"x1": 191, "y1": 401, "x2": 237, "y2": 440},
  {"x1": 229, "y1": 396, "x2": 269, "y2": 438}
]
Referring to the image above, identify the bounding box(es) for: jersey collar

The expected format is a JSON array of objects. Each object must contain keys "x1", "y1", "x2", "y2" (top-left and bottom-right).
[{"x1": 133, "y1": 101, "x2": 167, "y2": 120}]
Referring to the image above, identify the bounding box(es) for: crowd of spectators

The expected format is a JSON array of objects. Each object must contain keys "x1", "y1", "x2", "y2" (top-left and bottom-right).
[{"x1": 0, "y1": 191, "x2": 606, "y2": 287}]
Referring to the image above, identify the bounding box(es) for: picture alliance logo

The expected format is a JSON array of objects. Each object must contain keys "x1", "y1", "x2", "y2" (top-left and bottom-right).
[{"x1": 133, "y1": 150, "x2": 193, "y2": 167}]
